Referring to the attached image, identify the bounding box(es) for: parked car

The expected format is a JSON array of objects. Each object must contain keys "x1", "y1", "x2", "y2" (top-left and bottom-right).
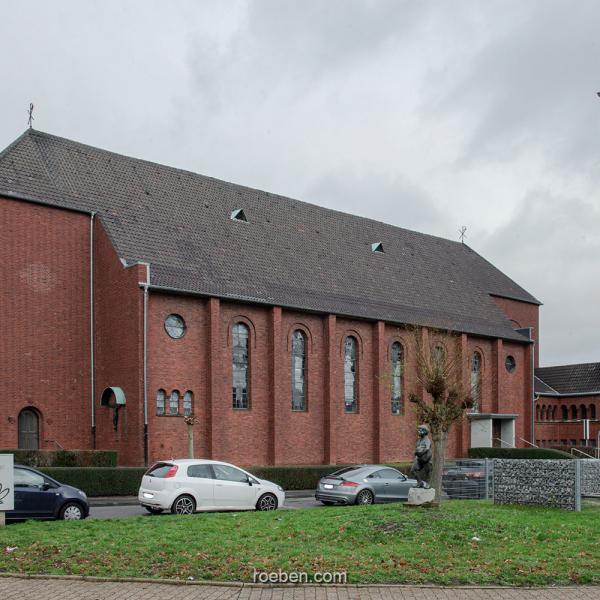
[
  {"x1": 442, "y1": 460, "x2": 487, "y2": 499},
  {"x1": 315, "y1": 465, "x2": 417, "y2": 505},
  {"x1": 138, "y1": 459, "x2": 285, "y2": 514},
  {"x1": 7, "y1": 464, "x2": 89, "y2": 522}
]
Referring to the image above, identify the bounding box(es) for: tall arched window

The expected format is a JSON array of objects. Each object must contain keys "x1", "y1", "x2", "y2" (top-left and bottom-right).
[
  {"x1": 570, "y1": 405, "x2": 577, "y2": 420},
  {"x1": 561, "y1": 405, "x2": 568, "y2": 421},
  {"x1": 391, "y1": 342, "x2": 403, "y2": 415},
  {"x1": 536, "y1": 405, "x2": 540, "y2": 420},
  {"x1": 580, "y1": 404, "x2": 587, "y2": 419},
  {"x1": 156, "y1": 389, "x2": 166, "y2": 416},
  {"x1": 169, "y1": 390, "x2": 180, "y2": 415},
  {"x1": 541, "y1": 406, "x2": 546, "y2": 421},
  {"x1": 590, "y1": 404, "x2": 597, "y2": 419},
  {"x1": 183, "y1": 391, "x2": 193, "y2": 416},
  {"x1": 344, "y1": 336, "x2": 357, "y2": 413},
  {"x1": 291, "y1": 330, "x2": 306, "y2": 411},
  {"x1": 232, "y1": 322, "x2": 250, "y2": 409},
  {"x1": 470, "y1": 352, "x2": 482, "y2": 412},
  {"x1": 18, "y1": 409, "x2": 40, "y2": 450}
]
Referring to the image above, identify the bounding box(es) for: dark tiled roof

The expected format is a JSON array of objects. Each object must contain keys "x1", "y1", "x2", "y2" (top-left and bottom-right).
[
  {"x1": 535, "y1": 363, "x2": 600, "y2": 396},
  {"x1": 0, "y1": 129, "x2": 540, "y2": 342},
  {"x1": 534, "y1": 376, "x2": 559, "y2": 396}
]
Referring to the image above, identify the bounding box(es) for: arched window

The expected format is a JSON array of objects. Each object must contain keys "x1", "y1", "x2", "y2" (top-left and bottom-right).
[
  {"x1": 432, "y1": 344, "x2": 446, "y2": 365},
  {"x1": 470, "y1": 352, "x2": 482, "y2": 412},
  {"x1": 590, "y1": 404, "x2": 597, "y2": 419},
  {"x1": 156, "y1": 389, "x2": 166, "y2": 416},
  {"x1": 18, "y1": 409, "x2": 40, "y2": 450},
  {"x1": 344, "y1": 336, "x2": 358, "y2": 413},
  {"x1": 390, "y1": 342, "x2": 403, "y2": 415},
  {"x1": 552, "y1": 406, "x2": 557, "y2": 420},
  {"x1": 561, "y1": 405, "x2": 568, "y2": 421},
  {"x1": 541, "y1": 406, "x2": 546, "y2": 421},
  {"x1": 291, "y1": 330, "x2": 306, "y2": 411},
  {"x1": 232, "y1": 322, "x2": 250, "y2": 409},
  {"x1": 536, "y1": 405, "x2": 540, "y2": 420},
  {"x1": 183, "y1": 391, "x2": 193, "y2": 416},
  {"x1": 570, "y1": 405, "x2": 577, "y2": 420},
  {"x1": 580, "y1": 404, "x2": 587, "y2": 419},
  {"x1": 169, "y1": 390, "x2": 180, "y2": 415}
]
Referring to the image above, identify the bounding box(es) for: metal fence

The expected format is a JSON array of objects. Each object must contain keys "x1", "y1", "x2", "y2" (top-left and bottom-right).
[{"x1": 442, "y1": 459, "x2": 493, "y2": 500}]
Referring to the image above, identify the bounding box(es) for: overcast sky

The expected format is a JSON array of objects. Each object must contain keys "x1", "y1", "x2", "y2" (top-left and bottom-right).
[{"x1": 1, "y1": 0, "x2": 598, "y2": 366}]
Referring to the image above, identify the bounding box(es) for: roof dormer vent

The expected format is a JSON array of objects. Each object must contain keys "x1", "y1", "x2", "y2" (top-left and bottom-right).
[
  {"x1": 230, "y1": 208, "x2": 248, "y2": 222},
  {"x1": 371, "y1": 242, "x2": 384, "y2": 254}
]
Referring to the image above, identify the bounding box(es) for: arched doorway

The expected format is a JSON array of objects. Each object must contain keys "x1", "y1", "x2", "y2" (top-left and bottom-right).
[{"x1": 18, "y1": 408, "x2": 40, "y2": 449}]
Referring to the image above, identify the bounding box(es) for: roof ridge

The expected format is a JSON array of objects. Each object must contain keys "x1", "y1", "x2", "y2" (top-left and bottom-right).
[
  {"x1": 536, "y1": 361, "x2": 600, "y2": 370},
  {"x1": 19, "y1": 129, "x2": 476, "y2": 250},
  {"x1": 0, "y1": 128, "x2": 36, "y2": 162}
]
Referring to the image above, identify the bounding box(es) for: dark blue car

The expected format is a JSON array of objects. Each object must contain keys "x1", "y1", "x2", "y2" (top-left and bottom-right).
[{"x1": 7, "y1": 464, "x2": 90, "y2": 521}]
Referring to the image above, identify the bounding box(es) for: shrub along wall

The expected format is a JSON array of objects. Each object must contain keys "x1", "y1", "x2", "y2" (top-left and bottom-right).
[
  {"x1": 3, "y1": 449, "x2": 117, "y2": 467},
  {"x1": 39, "y1": 462, "x2": 414, "y2": 496},
  {"x1": 469, "y1": 447, "x2": 574, "y2": 460}
]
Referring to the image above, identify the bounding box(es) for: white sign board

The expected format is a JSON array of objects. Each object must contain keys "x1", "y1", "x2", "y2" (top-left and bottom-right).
[{"x1": 0, "y1": 454, "x2": 14, "y2": 512}]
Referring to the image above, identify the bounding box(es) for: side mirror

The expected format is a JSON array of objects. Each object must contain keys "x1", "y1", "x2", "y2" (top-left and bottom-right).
[
  {"x1": 247, "y1": 476, "x2": 253, "y2": 486},
  {"x1": 41, "y1": 482, "x2": 54, "y2": 491}
]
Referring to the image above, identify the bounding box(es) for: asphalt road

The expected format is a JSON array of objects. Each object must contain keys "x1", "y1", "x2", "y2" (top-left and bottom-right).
[{"x1": 89, "y1": 494, "x2": 323, "y2": 519}]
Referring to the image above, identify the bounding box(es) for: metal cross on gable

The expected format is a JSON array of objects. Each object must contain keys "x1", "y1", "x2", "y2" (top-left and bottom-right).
[
  {"x1": 459, "y1": 226, "x2": 467, "y2": 243},
  {"x1": 27, "y1": 103, "x2": 34, "y2": 128}
]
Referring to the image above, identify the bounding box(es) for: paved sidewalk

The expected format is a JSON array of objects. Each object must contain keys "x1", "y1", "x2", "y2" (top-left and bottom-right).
[{"x1": 0, "y1": 576, "x2": 598, "y2": 600}]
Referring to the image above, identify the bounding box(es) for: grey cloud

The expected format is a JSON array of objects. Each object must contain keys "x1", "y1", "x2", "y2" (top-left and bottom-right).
[{"x1": 481, "y1": 189, "x2": 599, "y2": 365}]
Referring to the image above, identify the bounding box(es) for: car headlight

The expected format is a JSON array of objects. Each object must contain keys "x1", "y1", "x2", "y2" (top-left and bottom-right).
[
  {"x1": 77, "y1": 490, "x2": 87, "y2": 498},
  {"x1": 277, "y1": 485, "x2": 284, "y2": 492},
  {"x1": 143, "y1": 492, "x2": 154, "y2": 499}
]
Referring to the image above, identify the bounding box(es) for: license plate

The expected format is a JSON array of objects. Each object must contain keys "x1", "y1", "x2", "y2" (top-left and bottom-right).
[{"x1": 323, "y1": 484, "x2": 333, "y2": 489}]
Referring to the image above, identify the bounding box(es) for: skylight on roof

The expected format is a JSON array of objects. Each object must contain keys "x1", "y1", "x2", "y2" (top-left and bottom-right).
[
  {"x1": 230, "y1": 208, "x2": 248, "y2": 222},
  {"x1": 371, "y1": 242, "x2": 384, "y2": 253}
]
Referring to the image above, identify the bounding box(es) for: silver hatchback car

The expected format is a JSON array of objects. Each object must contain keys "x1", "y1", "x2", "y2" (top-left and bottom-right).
[{"x1": 315, "y1": 465, "x2": 417, "y2": 505}]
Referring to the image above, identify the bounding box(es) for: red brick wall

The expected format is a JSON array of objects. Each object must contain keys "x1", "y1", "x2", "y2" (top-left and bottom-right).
[
  {"x1": 146, "y1": 294, "x2": 209, "y2": 462},
  {"x1": 0, "y1": 197, "x2": 91, "y2": 450},
  {"x1": 535, "y1": 394, "x2": 599, "y2": 446},
  {"x1": 93, "y1": 220, "x2": 145, "y2": 465},
  {"x1": 492, "y1": 295, "x2": 540, "y2": 367}
]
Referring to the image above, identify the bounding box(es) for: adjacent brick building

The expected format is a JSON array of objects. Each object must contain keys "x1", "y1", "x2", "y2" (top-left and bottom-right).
[
  {"x1": 1, "y1": 129, "x2": 542, "y2": 466},
  {"x1": 534, "y1": 363, "x2": 600, "y2": 453}
]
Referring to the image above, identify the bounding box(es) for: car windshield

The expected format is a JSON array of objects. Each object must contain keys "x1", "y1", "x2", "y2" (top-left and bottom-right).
[
  {"x1": 327, "y1": 466, "x2": 364, "y2": 478},
  {"x1": 145, "y1": 463, "x2": 174, "y2": 478}
]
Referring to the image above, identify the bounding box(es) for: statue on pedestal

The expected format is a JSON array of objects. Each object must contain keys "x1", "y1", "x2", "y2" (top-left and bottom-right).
[{"x1": 410, "y1": 424, "x2": 432, "y2": 488}]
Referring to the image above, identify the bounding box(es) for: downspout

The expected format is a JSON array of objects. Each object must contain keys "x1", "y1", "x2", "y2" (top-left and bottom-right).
[
  {"x1": 142, "y1": 263, "x2": 150, "y2": 466},
  {"x1": 90, "y1": 212, "x2": 96, "y2": 448},
  {"x1": 531, "y1": 330, "x2": 536, "y2": 446}
]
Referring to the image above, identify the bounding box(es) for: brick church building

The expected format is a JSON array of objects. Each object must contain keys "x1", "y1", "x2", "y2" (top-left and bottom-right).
[{"x1": 1, "y1": 129, "x2": 542, "y2": 466}]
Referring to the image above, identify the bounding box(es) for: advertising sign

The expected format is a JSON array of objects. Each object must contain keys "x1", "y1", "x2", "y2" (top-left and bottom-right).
[{"x1": 0, "y1": 454, "x2": 14, "y2": 512}]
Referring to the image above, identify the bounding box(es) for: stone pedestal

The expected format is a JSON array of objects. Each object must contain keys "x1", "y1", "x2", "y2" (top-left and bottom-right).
[{"x1": 407, "y1": 487, "x2": 436, "y2": 506}]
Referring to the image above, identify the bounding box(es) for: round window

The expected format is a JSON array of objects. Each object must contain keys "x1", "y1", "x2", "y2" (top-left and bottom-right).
[
  {"x1": 505, "y1": 355, "x2": 516, "y2": 373},
  {"x1": 164, "y1": 314, "x2": 186, "y2": 339}
]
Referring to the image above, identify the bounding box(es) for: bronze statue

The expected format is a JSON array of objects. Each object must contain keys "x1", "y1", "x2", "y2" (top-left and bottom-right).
[{"x1": 410, "y1": 424, "x2": 432, "y2": 488}]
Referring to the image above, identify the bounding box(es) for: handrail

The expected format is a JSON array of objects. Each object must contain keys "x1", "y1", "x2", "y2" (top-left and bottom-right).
[
  {"x1": 519, "y1": 438, "x2": 539, "y2": 448},
  {"x1": 570, "y1": 448, "x2": 595, "y2": 459},
  {"x1": 493, "y1": 437, "x2": 514, "y2": 448},
  {"x1": 44, "y1": 439, "x2": 65, "y2": 450}
]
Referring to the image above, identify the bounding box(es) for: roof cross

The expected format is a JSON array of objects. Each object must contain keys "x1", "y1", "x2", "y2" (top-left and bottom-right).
[
  {"x1": 459, "y1": 226, "x2": 467, "y2": 244},
  {"x1": 27, "y1": 103, "x2": 34, "y2": 129}
]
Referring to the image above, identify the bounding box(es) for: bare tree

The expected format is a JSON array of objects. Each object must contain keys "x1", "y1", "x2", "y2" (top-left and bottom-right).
[{"x1": 408, "y1": 327, "x2": 474, "y2": 501}]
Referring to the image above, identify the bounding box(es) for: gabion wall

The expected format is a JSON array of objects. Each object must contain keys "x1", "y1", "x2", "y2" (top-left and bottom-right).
[
  {"x1": 581, "y1": 460, "x2": 600, "y2": 497},
  {"x1": 493, "y1": 459, "x2": 579, "y2": 511}
]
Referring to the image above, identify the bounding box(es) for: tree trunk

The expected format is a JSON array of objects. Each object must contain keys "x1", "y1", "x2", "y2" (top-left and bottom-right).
[
  {"x1": 431, "y1": 430, "x2": 448, "y2": 504},
  {"x1": 187, "y1": 424, "x2": 194, "y2": 459}
]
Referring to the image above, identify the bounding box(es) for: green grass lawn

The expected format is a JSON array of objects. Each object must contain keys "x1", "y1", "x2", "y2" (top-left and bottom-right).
[{"x1": 1, "y1": 501, "x2": 599, "y2": 585}]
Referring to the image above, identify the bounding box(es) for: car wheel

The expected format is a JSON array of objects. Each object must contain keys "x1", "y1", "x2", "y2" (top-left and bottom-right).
[
  {"x1": 356, "y1": 489, "x2": 374, "y2": 505},
  {"x1": 256, "y1": 493, "x2": 278, "y2": 511},
  {"x1": 144, "y1": 506, "x2": 163, "y2": 515},
  {"x1": 171, "y1": 494, "x2": 196, "y2": 515},
  {"x1": 321, "y1": 500, "x2": 335, "y2": 506},
  {"x1": 60, "y1": 502, "x2": 84, "y2": 521}
]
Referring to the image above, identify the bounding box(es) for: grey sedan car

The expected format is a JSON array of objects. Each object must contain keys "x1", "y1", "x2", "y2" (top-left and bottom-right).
[{"x1": 315, "y1": 465, "x2": 417, "y2": 506}]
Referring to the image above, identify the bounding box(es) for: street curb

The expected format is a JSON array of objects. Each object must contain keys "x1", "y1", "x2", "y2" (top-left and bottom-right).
[
  {"x1": 0, "y1": 573, "x2": 591, "y2": 590},
  {"x1": 89, "y1": 490, "x2": 316, "y2": 507}
]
